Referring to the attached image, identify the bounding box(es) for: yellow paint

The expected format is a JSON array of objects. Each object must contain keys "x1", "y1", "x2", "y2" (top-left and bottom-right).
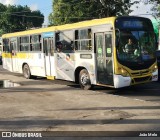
[
  {"x1": 2, "y1": 53, "x2": 11, "y2": 58},
  {"x1": 47, "y1": 76, "x2": 55, "y2": 80},
  {"x1": 2, "y1": 52, "x2": 34, "y2": 59},
  {"x1": 2, "y1": 17, "x2": 116, "y2": 38}
]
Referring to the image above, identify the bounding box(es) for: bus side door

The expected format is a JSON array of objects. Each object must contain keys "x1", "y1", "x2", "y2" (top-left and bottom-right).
[
  {"x1": 43, "y1": 34, "x2": 55, "y2": 77},
  {"x1": 95, "y1": 32, "x2": 113, "y2": 85},
  {"x1": 10, "y1": 38, "x2": 19, "y2": 72}
]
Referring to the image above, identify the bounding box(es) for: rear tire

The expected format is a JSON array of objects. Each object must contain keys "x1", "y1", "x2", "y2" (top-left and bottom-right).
[
  {"x1": 79, "y1": 69, "x2": 92, "y2": 90},
  {"x1": 23, "y1": 64, "x2": 31, "y2": 79}
]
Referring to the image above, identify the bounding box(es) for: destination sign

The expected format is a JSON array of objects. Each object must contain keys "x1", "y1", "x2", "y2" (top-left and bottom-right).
[
  {"x1": 115, "y1": 17, "x2": 152, "y2": 30},
  {"x1": 122, "y1": 21, "x2": 143, "y2": 28}
]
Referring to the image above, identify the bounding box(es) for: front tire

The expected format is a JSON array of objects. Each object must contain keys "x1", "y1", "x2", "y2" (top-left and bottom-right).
[
  {"x1": 79, "y1": 69, "x2": 92, "y2": 90},
  {"x1": 23, "y1": 64, "x2": 31, "y2": 79}
]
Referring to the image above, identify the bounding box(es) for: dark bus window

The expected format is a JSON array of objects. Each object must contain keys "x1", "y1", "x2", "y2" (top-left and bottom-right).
[
  {"x1": 20, "y1": 36, "x2": 30, "y2": 51},
  {"x1": 56, "y1": 31, "x2": 74, "y2": 53},
  {"x1": 31, "y1": 35, "x2": 41, "y2": 51},
  {"x1": 3, "y1": 39, "x2": 10, "y2": 52}
]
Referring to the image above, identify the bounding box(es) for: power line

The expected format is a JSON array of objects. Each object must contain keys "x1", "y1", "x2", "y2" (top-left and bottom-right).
[
  {"x1": 0, "y1": 11, "x2": 44, "y2": 18},
  {"x1": 7, "y1": 13, "x2": 44, "y2": 18},
  {"x1": 52, "y1": 17, "x2": 96, "y2": 19},
  {"x1": 0, "y1": 10, "x2": 31, "y2": 14}
]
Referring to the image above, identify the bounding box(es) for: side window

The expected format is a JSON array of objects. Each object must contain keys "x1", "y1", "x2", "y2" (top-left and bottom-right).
[
  {"x1": 56, "y1": 31, "x2": 74, "y2": 53},
  {"x1": 10, "y1": 38, "x2": 17, "y2": 52},
  {"x1": 75, "y1": 29, "x2": 92, "y2": 51},
  {"x1": 20, "y1": 36, "x2": 30, "y2": 51},
  {"x1": 55, "y1": 32, "x2": 62, "y2": 52},
  {"x1": 31, "y1": 35, "x2": 41, "y2": 51},
  {"x1": 3, "y1": 39, "x2": 10, "y2": 52}
]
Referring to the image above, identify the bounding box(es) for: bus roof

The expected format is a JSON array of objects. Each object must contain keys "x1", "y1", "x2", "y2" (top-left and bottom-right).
[
  {"x1": 2, "y1": 16, "x2": 151, "y2": 38},
  {"x1": 2, "y1": 17, "x2": 116, "y2": 38}
]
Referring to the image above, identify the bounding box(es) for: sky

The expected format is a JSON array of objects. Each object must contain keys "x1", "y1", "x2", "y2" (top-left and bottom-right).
[
  {"x1": 130, "y1": 0, "x2": 155, "y2": 19},
  {"x1": 0, "y1": 0, "x2": 157, "y2": 26}
]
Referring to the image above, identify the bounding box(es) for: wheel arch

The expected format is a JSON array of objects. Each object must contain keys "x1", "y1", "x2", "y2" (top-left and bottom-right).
[
  {"x1": 22, "y1": 63, "x2": 33, "y2": 79},
  {"x1": 74, "y1": 66, "x2": 88, "y2": 84},
  {"x1": 22, "y1": 63, "x2": 29, "y2": 72}
]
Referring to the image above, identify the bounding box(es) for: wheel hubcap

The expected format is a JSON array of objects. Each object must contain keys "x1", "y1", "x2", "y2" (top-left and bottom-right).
[
  {"x1": 81, "y1": 73, "x2": 89, "y2": 86},
  {"x1": 24, "y1": 68, "x2": 29, "y2": 77}
]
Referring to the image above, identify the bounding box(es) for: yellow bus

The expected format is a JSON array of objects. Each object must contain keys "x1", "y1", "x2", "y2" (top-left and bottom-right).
[{"x1": 2, "y1": 16, "x2": 158, "y2": 89}]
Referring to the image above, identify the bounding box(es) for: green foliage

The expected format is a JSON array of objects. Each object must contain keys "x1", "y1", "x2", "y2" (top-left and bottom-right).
[
  {"x1": 49, "y1": 0, "x2": 139, "y2": 26},
  {"x1": 147, "y1": 0, "x2": 160, "y2": 17},
  {"x1": 0, "y1": 3, "x2": 44, "y2": 34}
]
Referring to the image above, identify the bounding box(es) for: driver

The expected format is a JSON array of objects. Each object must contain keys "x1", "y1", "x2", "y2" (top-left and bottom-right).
[{"x1": 124, "y1": 38, "x2": 135, "y2": 54}]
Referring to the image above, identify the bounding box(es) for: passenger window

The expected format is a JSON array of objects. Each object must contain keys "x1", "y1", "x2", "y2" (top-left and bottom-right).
[
  {"x1": 56, "y1": 31, "x2": 74, "y2": 53},
  {"x1": 74, "y1": 29, "x2": 92, "y2": 51},
  {"x1": 30, "y1": 35, "x2": 41, "y2": 51},
  {"x1": 3, "y1": 39, "x2": 10, "y2": 52},
  {"x1": 20, "y1": 36, "x2": 30, "y2": 51}
]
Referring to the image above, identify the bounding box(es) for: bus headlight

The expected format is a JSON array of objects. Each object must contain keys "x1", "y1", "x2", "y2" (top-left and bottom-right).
[
  {"x1": 151, "y1": 65, "x2": 158, "y2": 73},
  {"x1": 118, "y1": 68, "x2": 130, "y2": 77}
]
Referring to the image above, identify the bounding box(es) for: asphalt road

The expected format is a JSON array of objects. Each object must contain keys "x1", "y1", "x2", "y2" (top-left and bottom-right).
[
  {"x1": 0, "y1": 65, "x2": 160, "y2": 104},
  {"x1": 0, "y1": 64, "x2": 160, "y2": 140}
]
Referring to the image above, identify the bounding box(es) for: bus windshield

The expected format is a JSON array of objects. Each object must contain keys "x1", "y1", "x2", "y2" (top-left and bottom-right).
[
  {"x1": 117, "y1": 30, "x2": 156, "y2": 62},
  {"x1": 115, "y1": 17, "x2": 156, "y2": 69}
]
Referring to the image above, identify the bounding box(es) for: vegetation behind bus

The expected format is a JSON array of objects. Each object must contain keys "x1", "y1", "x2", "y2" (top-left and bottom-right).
[
  {"x1": 49, "y1": 0, "x2": 160, "y2": 26},
  {"x1": 49, "y1": 0, "x2": 140, "y2": 26},
  {"x1": 0, "y1": 3, "x2": 44, "y2": 36},
  {"x1": 151, "y1": 18, "x2": 160, "y2": 45}
]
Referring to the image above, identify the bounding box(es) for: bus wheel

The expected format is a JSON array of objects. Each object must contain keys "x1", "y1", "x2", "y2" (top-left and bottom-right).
[
  {"x1": 23, "y1": 64, "x2": 31, "y2": 79},
  {"x1": 79, "y1": 69, "x2": 92, "y2": 90}
]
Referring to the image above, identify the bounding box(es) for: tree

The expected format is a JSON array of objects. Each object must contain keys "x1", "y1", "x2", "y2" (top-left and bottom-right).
[
  {"x1": 0, "y1": 3, "x2": 7, "y2": 35},
  {"x1": 145, "y1": 0, "x2": 160, "y2": 37},
  {"x1": 146, "y1": 0, "x2": 160, "y2": 17},
  {"x1": 0, "y1": 3, "x2": 44, "y2": 35},
  {"x1": 49, "y1": 0, "x2": 139, "y2": 25}
]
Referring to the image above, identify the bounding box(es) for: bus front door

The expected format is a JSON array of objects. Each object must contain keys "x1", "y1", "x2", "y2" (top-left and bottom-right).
[
  {"x1": 43, "y1": 38, "x2": 55, "y2": 77},
  {"x1": 95, "y1": 32, "x2": 113, "y2": 85}
]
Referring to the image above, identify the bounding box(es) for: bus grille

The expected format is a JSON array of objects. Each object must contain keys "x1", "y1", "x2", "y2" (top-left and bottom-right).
[
  {"x1": 133, "y1": 76, "x2": 151, "y2": 83},
  {"x1": 131, "y1": 70, "x2": 150, "y2": 76}
]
